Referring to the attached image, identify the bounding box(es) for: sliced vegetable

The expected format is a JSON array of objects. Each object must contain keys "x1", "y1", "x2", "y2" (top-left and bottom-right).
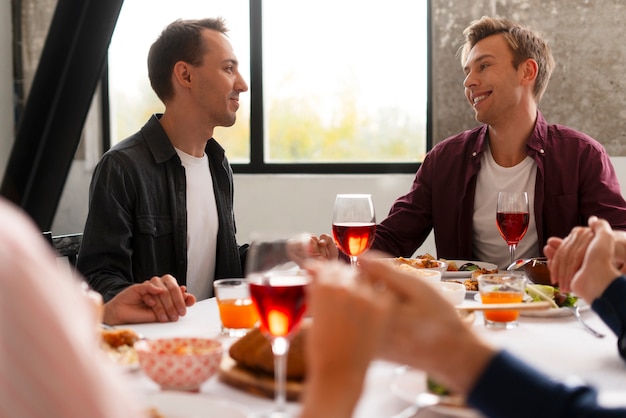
[{"x1": 458, "y1": 263, "x2": 480, "y2": 271}]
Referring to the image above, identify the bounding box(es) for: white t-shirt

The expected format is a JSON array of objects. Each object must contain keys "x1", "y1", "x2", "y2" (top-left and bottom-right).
[
  {"x1": 175, "y1": 148, "x2": 219, "y2": 300},
  {"x1": 473, "y1": 145, "x2": 540, "y2": 269}
]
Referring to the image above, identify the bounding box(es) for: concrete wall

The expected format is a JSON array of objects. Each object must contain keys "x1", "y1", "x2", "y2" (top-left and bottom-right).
[
  {"x1": 3, "y1": 0, "x2": 626, "y2": 259},
  {"x1": 0, "y1": 0, "x2": 13, "y2": 175},
  {"x1": 431, "y1": 0, "x2": 626, "y2": 151}
]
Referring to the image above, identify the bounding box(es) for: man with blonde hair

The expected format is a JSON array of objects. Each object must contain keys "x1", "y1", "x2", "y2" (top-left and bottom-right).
[{"x1": 372, "y1": 16, "x2": 626, "y2": 276}]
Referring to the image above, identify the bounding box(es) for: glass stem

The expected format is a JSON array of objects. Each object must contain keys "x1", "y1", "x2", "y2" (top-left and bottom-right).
[
  {"x1": 271, "y1": 336, "x2": 290, "y2": 413},
  {"x1": 350, "y1": 256, "x2": 358, "y2": 268},
  {"x1": 509, "y1": 244, "x2": 517, "y2": 265}
]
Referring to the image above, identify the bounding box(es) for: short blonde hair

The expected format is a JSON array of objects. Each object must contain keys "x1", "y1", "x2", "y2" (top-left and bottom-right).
[{"x1": 459, "y1": 16, "x2": 555, "y2": 102}]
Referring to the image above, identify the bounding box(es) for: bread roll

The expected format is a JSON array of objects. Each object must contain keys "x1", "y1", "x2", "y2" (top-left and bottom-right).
[{"x1": 229, "y1": 323, "x2": 308, "y2": 380}]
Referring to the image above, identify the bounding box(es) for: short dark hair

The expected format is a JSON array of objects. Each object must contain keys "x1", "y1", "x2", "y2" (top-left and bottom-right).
[
  {"x1": 147, "y1": 17, "x2": 229, "y2": 102},
  {"x1": 459, "y1": 16, "x2": 555, "y2": 102}
]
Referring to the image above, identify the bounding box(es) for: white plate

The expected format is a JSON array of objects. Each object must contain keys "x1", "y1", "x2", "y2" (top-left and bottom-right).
[
  {"x1": 144, "y1": 392, "x2": 250, "y2": 418},
  {"x1": 520, "y1": 299, "x2": 589, "y2": 317},
  {"x1": 472, "y1": 294, "x2": 590, "y2": 317},
  {"x1": 442, "y1": 260, "x2": 498, "y2": 278},
  {"x1": 391, "y1": 366, "x2": 483, "y2": 418}
]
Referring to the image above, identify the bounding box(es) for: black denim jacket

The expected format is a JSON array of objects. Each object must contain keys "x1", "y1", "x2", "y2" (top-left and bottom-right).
[{"x1": 77, "y1": 115, "x2": 247, "y2": 302}]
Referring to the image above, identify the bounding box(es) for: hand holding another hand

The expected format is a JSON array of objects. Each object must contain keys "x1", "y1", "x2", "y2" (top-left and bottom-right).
[
  {"x1": 102, "y1": 275, "x2": 195, "y2": 325},
  {"x1": 545, "y1": 216, "x2": 624, "y2": 300}
]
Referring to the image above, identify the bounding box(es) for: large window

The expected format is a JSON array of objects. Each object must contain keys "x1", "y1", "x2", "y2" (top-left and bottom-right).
[{"x1": 108, "y1": 0, "x2": 430, "y2": 173}]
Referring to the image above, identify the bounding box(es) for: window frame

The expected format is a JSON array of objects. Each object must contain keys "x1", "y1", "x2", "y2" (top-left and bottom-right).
[{"x1": 103, "y1": 0, "x2": 433, "y2": 174}]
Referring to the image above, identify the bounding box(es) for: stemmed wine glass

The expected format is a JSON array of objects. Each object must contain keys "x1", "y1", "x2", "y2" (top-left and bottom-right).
[
  {"x1": 496, "y1": 191, "x2": 530, "y2": 265},
  {"x1": 246, "y1": 234, "x2": 312, "y2": 418},
  {"x1": 332, "y1": 194, "x2": 376, "y2": 268}
]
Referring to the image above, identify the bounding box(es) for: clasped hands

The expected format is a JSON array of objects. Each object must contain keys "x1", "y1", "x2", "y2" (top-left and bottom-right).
[{"x1": 102, "y1": 274, "x2": 196, "y2": 325}]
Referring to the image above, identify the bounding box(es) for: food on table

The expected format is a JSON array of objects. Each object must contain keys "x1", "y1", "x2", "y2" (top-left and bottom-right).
[
  {"x1": 445, "y1": 260, "x2": 459, "y2": 271},
  {"x1": 228, "y1": 323, "x2": 308, "y2": 380},
  {"x1": 470, "y1": 267, "x2": 499, "y2": 280},
  {"x1": 462, "y1": 279, "x2": 479, "y2": 292},
  {"x1": 455, "y1": 267, "x2": 499, "y2": 292},
  {"x1": 427, "y1": 377, "x2": 452, "y2": 396},
  {"x1": 441, "y1": 259, "x2": 482, "y2": 272},
  {"x1": 101, "y1": 327, "x2": 140, "y2": 367},
  {"x1": 388, "y1": 255, "x2": 446, "y2": 274},
  {"x1": 173, "y1": 343, "x2": 220, "y2": 355},
  {"x1": 427, "y1": 376, "x2": 467, "y2": 408},
  {"x1": 526, "y1": 284, "x2": 578, "y2": 308}
]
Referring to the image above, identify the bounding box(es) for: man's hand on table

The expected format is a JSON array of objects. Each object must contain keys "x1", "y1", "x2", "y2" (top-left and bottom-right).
[{"x1": 102, "y1": 275, "x2": 196, "y2": 325}]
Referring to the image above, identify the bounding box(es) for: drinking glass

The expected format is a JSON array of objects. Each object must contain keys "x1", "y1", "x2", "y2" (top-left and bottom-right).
[
  {"x1": 496, "y1": 191, "x2": 530, "y2": 265},
  {"x1": 213, "y1": 279, "x2": 259, "y2": 337},
  {"x1": 332, "y1": 194, "x2": 376, "y2": 268},
  {"x1": 478, "y1": 273, "x2": 526, "y2": 329},
  {"x1": 246, "y1": 234, "x2": 312, "y2": 418}
]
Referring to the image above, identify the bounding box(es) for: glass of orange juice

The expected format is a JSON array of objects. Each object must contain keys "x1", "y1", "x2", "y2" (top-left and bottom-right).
[
  {"x1": 213, "y1": 279, "x2": 259, "y2": 337},
  {"x1": 478, "y1": 273, "x2": 526, "y2": 329}
]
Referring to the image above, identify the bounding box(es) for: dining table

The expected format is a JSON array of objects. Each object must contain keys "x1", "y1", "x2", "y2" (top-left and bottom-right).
[{"x1": 123, "y1": 295, "x2": 626, "y2": 418}]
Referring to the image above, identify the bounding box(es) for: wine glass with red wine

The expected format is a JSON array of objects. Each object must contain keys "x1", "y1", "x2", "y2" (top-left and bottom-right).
[
  {"x1": 496, "y1": 191, "x2": 530, "y2": 265},
  {"x1": 246, "y1": 234, "x2": 312, "y2": 418},
  {"x1": 332, "y1": 194, "x2": 376, "y2": 268}
]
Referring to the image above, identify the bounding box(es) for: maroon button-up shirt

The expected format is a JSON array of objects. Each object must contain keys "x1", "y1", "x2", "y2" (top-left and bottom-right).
[{"x1": 373, "y1": 111, "x2": 626, "y2": 260}]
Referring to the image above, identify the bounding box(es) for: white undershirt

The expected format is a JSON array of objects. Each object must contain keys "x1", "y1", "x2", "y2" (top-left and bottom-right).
[
  {"x1": 175, "y1": 148, "x2": 218, "y2": 300},
  {"x1": 473, "y1": 144, "x2": 539, "y2": 269}
]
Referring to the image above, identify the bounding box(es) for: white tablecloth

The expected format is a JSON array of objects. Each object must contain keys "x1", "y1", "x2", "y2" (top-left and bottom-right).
[{"x1": 125, "y1": 297, "x2": 626, "y2": 417}]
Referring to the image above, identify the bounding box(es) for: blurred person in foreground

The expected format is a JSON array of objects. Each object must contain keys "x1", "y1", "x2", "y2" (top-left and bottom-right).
[
  {"x1": 371, "y1": 16, "x2": 626, "y2": 270},
  {"x1": 302, "y1": 220, "x2": 626, "y2": 417},
  {"x1": 0, "y1": 198, "x2": 149, "y2": 417}
]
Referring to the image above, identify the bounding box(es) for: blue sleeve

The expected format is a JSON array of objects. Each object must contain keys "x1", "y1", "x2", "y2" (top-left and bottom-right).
[
  {"x1": 467, "y1": 351, "x2": 626, "y2": 418},
  {"x1": 591, "y1": 276, "x2": 626, "y2": 362},
  {"x1": 591, "y1": 276, "x2": 626, "y2": 338}
]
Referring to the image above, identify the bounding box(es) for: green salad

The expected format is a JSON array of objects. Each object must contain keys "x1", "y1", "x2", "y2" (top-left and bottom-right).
[{"x1": 526, "y1": 284, "x2": 578, "y2": 308}]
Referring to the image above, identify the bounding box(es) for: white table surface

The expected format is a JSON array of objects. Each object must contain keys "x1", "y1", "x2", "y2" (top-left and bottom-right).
[{"x1": 124, "y1": 297, "x2": 626, "y2": 418}]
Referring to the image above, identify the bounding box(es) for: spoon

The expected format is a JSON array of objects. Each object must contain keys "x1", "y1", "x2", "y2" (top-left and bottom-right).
[{"x1": 506, "y1": 258, "x2": 533, "y2": 271}]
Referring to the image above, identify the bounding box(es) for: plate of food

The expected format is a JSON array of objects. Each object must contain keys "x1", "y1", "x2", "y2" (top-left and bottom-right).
[
  {"x1": 520, "y1": 284, "x2": 587, "y2": 317},
  {"x1": 472, "y1": 285, "x2": 588, "y2": 317},
  {"x1": 144, "y1": 392, "x2": 249, "y2": 418},
  {"x1": 391, "y1": 366, "x2": 483, "y2": 418},
  {"x1": 383, "y1": 255, "x2": 448, "y2": 274},
  {"x1": 100, "y1": 327, "x2": 141, "y2": 371},
  {"x1": 441, "y1": 260, "x2": 498, "y2": 278}
]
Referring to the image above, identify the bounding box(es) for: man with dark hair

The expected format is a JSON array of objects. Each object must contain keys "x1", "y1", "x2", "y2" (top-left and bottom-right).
[{"x1": 78, "y1": 18, "x2": 248, "y2": 322}]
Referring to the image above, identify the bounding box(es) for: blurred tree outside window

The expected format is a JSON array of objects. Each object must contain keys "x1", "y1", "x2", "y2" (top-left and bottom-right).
[{"x1": 108, "y1": 0, "x2": 428, "y2": 170}]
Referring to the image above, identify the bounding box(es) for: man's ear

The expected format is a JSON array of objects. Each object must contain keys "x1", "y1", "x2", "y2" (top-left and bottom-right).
[
  {"x1": 172, "y1": 61, "x2": 192, "y2": 88},
  {"x1": 520, "y1": 58, "x2": 538, "y2": 86}
]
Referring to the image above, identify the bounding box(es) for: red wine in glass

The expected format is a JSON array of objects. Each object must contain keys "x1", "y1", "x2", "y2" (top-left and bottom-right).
[
  {"x1": 496, "y1": 212, "x2": 530, "y2": 245},
  {"x1": 246, "y1": 235, "x2": 311, "y2": 418},
  {"x1": 332, "y1": 194, "x2": 376, "y2": 267},
  {"x1": 249, "y1": 275, "x2": 308, "y2": 338},
  {"x1": 332, "y1": 222, "x2": 376, "y2": 259},
  {"x1": 496, "y1": 192, "x2": 530, "y2": 265}
]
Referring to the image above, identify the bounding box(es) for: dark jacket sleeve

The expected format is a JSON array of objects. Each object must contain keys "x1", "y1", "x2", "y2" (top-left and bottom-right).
[
  {"x1": 77, "y1": 153, "x2": 137, "y2": 301},
  {"x1": 468, "y1": 350, "x2": 626, "y2": 418}
]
